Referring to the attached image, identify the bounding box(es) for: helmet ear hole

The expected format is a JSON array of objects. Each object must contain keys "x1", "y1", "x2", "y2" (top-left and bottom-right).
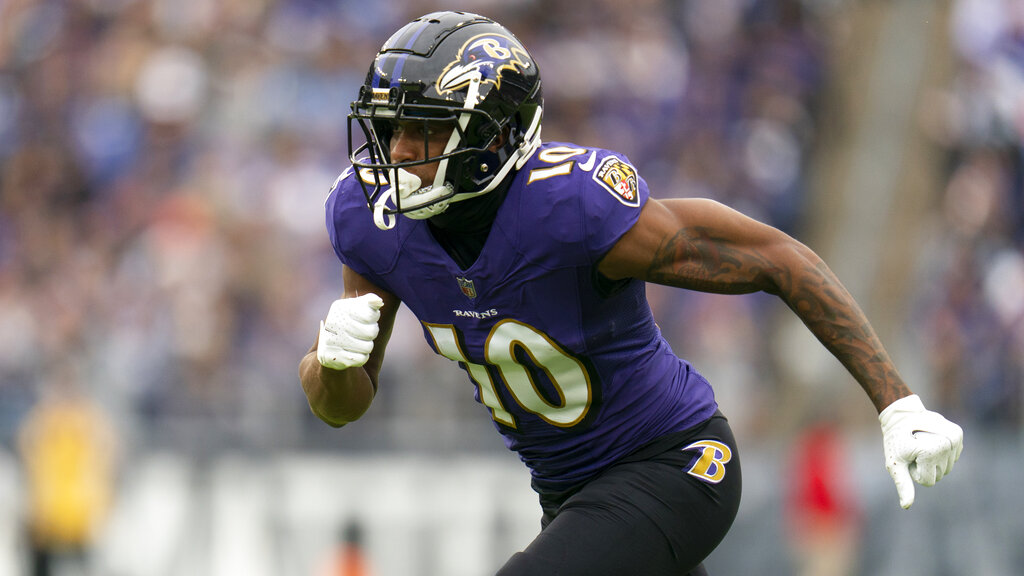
[{"x1": 470, "y1": 150, "x2": 502, "y2": 186}]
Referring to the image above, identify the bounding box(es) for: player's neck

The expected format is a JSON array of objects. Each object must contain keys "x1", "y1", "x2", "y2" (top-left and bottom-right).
[{"x1": 427, "y1": 180, "x2": 511, "y2": 269}]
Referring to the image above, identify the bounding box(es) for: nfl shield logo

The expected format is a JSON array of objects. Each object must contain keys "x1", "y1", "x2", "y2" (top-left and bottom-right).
[{"x1": 457, "y1": 277, "x2": 477, "y2": 299}]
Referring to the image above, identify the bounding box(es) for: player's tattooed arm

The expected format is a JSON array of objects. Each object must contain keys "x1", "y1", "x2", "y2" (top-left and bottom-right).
[{"x1": 599, "y1": 197, "x2": 911, "y2": 412}]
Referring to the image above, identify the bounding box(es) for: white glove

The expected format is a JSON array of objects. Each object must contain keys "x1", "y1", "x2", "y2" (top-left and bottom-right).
[
  {"x1": 879, "y1": 394, "x2": 964, "y2": 509},
  {"x1": 317, "y1": 293, "x2": 384, "y2": 370}
]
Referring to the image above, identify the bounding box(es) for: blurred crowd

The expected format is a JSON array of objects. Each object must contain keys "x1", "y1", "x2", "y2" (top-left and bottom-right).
[{"x1": 0, "y1": 0, "x2": 1020, "y2": 465}]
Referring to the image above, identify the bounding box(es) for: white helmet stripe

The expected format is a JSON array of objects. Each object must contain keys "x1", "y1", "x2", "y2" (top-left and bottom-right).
[{"x1": 432, "y1": 74, "x2": 482, "y2": 190}]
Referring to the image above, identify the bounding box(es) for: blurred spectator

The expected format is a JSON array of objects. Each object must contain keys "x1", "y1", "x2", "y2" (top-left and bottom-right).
[
  {"x1": 784, "y1": 420, "x2": 862, "y2": 576},
  {"x1": 316, "y1": 518, "x2": 372, "y2": 576},
  {"x1": 16, "y1": 367, "x2": 118, "y2": 576}
]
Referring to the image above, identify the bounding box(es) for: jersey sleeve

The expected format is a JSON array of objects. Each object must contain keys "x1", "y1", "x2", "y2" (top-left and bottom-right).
[
  {"x1": 324, "y1": 169, "x2": 369, "y2": 272},
  {"x1": 324, "y1": 168, "x2": 393, "y2": 290},
  {"x1": 580, "y1": 152, "x2": 649, "y2": 263},
  {"x1": 324, "y1": 170, "x2": 351, "y2": 264}
]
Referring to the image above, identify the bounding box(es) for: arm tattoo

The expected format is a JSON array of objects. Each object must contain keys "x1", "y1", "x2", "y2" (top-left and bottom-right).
[
  {"x1": 647, "y1": 226, "x2": 910, "y2": 411},
  {"x1": 646, "y1": 226, "x2": 775, "y2": 294}
]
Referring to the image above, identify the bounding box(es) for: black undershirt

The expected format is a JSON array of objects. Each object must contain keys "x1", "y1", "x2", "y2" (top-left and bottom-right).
[{"x1": 427, "y1": 182, "x2": 510, "y2": 270}]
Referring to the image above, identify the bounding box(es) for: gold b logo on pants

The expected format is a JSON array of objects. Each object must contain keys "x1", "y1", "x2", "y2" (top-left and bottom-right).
[{"x1": 683, "y1": 440, "x2": 732, "y2": 484}]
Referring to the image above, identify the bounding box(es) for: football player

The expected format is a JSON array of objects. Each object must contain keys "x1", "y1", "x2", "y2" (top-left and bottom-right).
[{"x1": 299, "y1": 11, "x2": 963, "y2": 576}]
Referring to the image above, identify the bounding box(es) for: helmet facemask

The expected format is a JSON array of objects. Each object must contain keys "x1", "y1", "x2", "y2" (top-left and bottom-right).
[{"x1": 351, "y1": 77, "x2": 498, "y2": 229}]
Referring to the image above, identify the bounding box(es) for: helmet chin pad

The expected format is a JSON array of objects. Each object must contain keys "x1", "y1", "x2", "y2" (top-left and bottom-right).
[{"x1": 395, "y1": 169, "x2": 453, "y2": 220}]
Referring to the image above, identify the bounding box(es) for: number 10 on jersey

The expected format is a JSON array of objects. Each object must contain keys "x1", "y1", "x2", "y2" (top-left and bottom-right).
[{"x1": 425, "y1": 320, "x2": 595, "y2": 429}]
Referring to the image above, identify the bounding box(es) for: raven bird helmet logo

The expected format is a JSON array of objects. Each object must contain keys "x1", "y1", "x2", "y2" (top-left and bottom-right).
[{"x1": 437, "y1": 33, "x2": 531, "y2": 96}]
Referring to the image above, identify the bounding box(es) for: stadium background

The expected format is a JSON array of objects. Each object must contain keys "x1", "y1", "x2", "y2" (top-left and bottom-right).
[{"x1": 0, "y1": 0, "x2": 1021, "y2": 574}]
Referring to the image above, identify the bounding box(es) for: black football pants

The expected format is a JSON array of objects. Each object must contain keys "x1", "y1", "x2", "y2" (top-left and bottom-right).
[{"x1": 496, "y1": 413, "x2": 741, "y2": 576}]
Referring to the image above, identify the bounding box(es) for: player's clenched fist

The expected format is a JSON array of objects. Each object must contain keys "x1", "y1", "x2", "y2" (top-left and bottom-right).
[{"x1": 317, "y1": 293, "x2": 384, "y2": 370}]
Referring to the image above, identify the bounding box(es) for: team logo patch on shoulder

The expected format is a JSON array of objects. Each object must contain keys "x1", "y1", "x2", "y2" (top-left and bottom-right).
[{"x1": 593, "y1": 157, "x2": 640, "y2": 207}]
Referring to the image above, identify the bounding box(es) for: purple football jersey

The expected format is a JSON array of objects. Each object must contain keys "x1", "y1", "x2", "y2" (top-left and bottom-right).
[{"x1": 326, "y1": 142, "x2": 718, "y2": 492}]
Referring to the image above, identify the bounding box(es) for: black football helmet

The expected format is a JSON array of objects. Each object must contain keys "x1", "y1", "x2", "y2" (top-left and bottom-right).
[{"x1": 348, "y1": 11, "x2": 543, "y2": 230}]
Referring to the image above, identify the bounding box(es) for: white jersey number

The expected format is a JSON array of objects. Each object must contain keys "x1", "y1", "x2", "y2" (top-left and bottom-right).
[
  {"x1": 526, "y1": 145, "x2": 591, "y2": 184},
  {"x1": 425, "y1": 320, "x2": 594, "y2": 428}
]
